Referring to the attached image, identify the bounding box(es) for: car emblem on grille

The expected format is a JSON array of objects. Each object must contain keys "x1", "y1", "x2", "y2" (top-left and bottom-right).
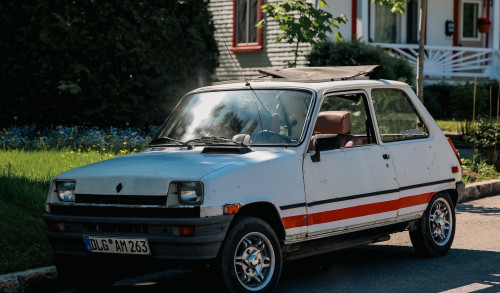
[{"x1": 116, "y1": 183, "x2": 123, "y2": 193}]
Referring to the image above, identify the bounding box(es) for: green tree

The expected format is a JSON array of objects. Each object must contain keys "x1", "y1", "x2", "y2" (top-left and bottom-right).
[
  {"x1": 257, "y1": 0, "x2": 346, "y2": 68},
  {"x1": 372, "y1": 0, "x2": 413, "y2": 13},
  {"x1": 0, "y1": 0, "x2": 219, "y2": 128}
]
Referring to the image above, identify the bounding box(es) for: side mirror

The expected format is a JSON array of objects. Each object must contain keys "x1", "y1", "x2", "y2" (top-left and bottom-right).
[{"x1": 311, "y1": 134, "x2": 340, "y2": 162}]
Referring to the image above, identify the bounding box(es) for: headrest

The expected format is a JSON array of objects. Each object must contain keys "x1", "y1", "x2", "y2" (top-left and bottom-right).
[{"x1": 314, "y1": 111, "x2": 351, "y2": 135}]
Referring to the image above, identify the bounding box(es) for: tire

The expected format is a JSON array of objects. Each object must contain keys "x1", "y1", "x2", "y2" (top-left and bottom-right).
[
  {"x1": 409, "y1": 192, "x2": 456, "y2": 257},
  {"x1": 218, "y1": 217, "x2": 282, "y2": 293}
]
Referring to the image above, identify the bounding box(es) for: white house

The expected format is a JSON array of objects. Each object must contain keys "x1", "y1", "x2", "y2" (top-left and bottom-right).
[{"x1": 209, "y1": 0, "x2": 500, "y2": 82}]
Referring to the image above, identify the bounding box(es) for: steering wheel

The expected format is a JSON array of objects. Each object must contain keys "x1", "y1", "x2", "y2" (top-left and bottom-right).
[{"x1": 252, "y1": 130, "x2": 291, "y2": 144}]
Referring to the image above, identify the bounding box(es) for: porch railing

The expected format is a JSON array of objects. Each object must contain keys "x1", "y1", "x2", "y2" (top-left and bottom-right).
[{"x1": 372, "y1": 43, "x2": 499, "y2": 81}]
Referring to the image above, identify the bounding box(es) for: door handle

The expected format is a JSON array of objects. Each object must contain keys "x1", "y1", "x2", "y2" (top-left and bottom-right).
[{"x1": 383, "y1": 154, "x2": 390, "y2": 160}]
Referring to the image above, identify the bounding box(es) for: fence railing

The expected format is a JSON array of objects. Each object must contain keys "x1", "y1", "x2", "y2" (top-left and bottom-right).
[{"x1": 372, "y1": 43, "x2": 499, "y2": 80}]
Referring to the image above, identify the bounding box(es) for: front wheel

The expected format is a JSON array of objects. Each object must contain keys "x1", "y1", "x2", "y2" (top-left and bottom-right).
[
  {"x1": 409, "y1": 192, "x2": 456, "y2": 257},
  {"x1": 219, "y1": 217, "x2": 282, "y2": 293}
]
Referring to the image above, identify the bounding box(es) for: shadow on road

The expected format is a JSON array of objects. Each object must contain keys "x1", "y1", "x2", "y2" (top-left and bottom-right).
[
  {"x1": 38, "y1": 244, "x2": 500, "y2": 293},
  {"x1": 277, "y1": 244, "x2": 500, "y2": 293},
  {"x1": 456, "y1": 202, "x2": 500, "y2": 216}
]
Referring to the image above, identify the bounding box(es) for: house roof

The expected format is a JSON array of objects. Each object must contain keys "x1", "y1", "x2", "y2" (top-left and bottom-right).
[{"x1": 257, "y1": 65, "x2": 382, "y2": 81}]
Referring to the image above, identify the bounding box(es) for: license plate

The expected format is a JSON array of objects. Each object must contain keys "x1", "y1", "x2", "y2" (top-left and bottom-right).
[{"x1": 83, "y1": 236, "x2": 150, "y2": 255}]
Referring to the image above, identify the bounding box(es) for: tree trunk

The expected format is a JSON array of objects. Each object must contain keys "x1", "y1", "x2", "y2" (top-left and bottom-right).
[
  {"x1": 293, "y1": 39, "x2": 300, "y2": 68},
  {"x1": 416, "y1": 0, "x2": 428, "y2": 102}
]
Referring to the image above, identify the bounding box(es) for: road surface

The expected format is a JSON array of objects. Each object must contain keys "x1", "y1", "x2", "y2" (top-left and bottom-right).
[{"x1": 44, "y1": 195, "x2": 500, "y2": 293}]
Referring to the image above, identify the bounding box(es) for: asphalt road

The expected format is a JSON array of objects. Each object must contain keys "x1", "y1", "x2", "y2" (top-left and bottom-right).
[{"x1": 44, "y1": 195, "x2": 500, "y2": 293}]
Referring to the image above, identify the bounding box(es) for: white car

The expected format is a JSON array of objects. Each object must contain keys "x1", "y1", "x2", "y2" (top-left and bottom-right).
[{"x1": 44, "y1": 65, "x2": 464, "y2": 292}]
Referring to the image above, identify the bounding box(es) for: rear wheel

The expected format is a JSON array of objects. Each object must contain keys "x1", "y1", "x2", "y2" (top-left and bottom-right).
[
  {"x1": 219, "y1": 217, "x2": 282, "y2": 293},
  {"x1": 410, "y1": 192, "x2": 456, "y2": 257}
]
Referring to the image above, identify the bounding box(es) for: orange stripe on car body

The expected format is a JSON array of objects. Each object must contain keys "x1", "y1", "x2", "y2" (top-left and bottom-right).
[{"x1": 282, "y1": 192, "x2": 435, "y2": 229}]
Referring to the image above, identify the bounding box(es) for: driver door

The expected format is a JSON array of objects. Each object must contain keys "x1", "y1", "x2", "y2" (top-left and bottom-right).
[{"x1": 303, "y1": 91, "x2": 400, "y2": 237}]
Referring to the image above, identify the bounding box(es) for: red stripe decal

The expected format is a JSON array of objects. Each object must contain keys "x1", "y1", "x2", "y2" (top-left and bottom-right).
[
  {"x1": 282, "y1": 215, "x2": 308, "y2": 229},
  {"x1": 308, "y1": 199, "x2": 399, "y2": 226},
  {"x1": 399, "y1": 192, "x2": 433, "y2": 209},
  {"x1": 282, "y1": 192, "x2": 435, "y2": 230}
]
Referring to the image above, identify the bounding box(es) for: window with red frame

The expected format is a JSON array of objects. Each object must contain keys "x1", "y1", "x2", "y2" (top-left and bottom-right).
[{"x1": 232, "y1": 0, "x2": 263, "y2": 52}]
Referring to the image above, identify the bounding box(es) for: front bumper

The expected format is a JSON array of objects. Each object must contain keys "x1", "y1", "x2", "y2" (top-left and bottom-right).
[{"x1": 43, "y1": 213, "x2": 233, "y2": 260}]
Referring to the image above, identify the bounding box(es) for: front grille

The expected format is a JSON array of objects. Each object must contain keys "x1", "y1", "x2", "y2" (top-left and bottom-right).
[
  {"x1": 85, "y1": 223, "x2": 150, "y2": 234},
  {"x1": 48, "y1": 204, "x2": 200, "y2": 218},
  {"x1": 75, "y1": 194, "x2": 167, "y2": 205}
]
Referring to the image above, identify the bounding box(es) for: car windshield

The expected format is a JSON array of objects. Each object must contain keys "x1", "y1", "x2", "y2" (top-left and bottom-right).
[{"x1": 151, "y1": 89, "x2": 314, "y2": 146}]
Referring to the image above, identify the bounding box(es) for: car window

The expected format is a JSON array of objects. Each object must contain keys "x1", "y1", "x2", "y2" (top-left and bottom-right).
[
  {"x1": 151, "y1": 89, "x2": 313, "y2": 146},
  {"x1": 371, "y1": 88, "x2": 429, "y2": 143},
  {"x1": 318, "y1": 92, "x2": 377, "y2": 145}
]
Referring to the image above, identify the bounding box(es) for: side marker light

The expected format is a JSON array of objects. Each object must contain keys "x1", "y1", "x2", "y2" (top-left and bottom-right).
[{"x1": 224, "y1": 204, "x2": 240, "y2": 215}]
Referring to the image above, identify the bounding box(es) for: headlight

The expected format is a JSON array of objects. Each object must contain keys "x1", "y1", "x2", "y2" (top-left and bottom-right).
[
  {"x1": 177, "y1": 182, "x2": 203, "y2": 205},
  {"x1": 56, "y1": 180, "x2": 76, "y2": 202}
]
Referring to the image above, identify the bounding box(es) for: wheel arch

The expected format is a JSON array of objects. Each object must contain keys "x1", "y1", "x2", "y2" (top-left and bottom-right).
[
  {"x1": 427, "y1": 189, "x2": 458, "y2": 209},
  {"x1": 232, "y1": 202, "x2": 286, "y2": 244},
  {"x1": 443, "y1": 188, "x2": 459, "y2": 208}
]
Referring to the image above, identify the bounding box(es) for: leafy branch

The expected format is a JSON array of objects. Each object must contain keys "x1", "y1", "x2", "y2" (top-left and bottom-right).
[
  {"x1": 371, "y1": 0, "x2": 413, "y2": 13},
  {"x1": 257, "y1": 0, "x2": 346, "y2": 68}
]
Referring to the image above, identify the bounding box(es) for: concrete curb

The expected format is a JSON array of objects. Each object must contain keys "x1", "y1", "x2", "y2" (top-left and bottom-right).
[
  {"x1": 0, "y1": 266, "x2": 57, "y2": 293},
  {"x1": 1, "y1": 179, "x2": 500, "y2": 293},
  {"x1": 460, "y1": 179, "x2": 500, "y2": 203}
]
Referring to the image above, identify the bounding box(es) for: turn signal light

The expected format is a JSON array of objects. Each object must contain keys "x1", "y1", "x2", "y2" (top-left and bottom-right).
[
  {"x1": 48, "y1": 222, "x2": 65, "y2": 232},
  {"x1": 224, "y1": 204, "x2": 240, "y2": 215},
  {"x1": 173, "y1": 226, "x2": 194, "y2": 236}
]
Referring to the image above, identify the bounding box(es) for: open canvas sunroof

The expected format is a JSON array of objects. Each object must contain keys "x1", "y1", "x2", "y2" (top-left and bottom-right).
[{"x1": 257, "y1": 65, "x2": 382, "y2": 81}]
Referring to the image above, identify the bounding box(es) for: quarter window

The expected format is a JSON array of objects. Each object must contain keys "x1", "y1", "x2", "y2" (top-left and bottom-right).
[
  {"x1": 371, "y1": 89, "x2": 429, "y2": 143},
  {"x1": 232, "y1": 0, "x2": 263, "y2": 52}
]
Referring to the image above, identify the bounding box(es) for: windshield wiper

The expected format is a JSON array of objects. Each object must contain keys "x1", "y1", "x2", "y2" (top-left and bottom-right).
[
  {"x1": 149, "y1": 137, "x2": 193, "y2": 150},
  {"x1": 184, "y1": 136, "x2": 249, "y2": 148}
]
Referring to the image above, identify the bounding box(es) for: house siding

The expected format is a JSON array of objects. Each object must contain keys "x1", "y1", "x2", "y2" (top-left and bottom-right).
[
  {"x1": 210, "y1": 0, "x2": 312, "y2": 82},
  {"x1": 427, "y1": 0, "x2": 455, "y2": 46}
]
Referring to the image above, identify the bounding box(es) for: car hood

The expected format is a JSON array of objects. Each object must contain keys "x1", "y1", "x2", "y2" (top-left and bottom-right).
[{"x1": 55, "y1": 149, "x2": 244, "y2": 195}]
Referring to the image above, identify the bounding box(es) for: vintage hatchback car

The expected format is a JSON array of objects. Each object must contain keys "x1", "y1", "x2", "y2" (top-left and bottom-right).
[{"x1": 44, "y1": 65, "x2": 464, "y2": 292}]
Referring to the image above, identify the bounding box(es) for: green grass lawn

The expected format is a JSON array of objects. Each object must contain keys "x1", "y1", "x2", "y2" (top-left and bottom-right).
[
  {"x1": 0, "y1": 149, "x2": 117, "y2": 274},
  {"x1": 436, "y1": 120, "x2": 464, "y2": 134}
]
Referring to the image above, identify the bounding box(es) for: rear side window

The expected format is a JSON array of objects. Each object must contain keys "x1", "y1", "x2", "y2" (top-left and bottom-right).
[{"x1": 371, "y1": 89, "x2": 429, "y2": 143}]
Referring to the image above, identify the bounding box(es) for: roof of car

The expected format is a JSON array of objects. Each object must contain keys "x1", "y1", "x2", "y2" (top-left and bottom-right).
[{"x1": 199, "y1": 65, "x2": 410, "y2": 94}]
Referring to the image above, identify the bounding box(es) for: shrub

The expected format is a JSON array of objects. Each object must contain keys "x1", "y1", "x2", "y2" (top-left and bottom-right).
[
  {"x1": 0, "y1": 0, "x2": 218, "y2": 128},
  {"x1": 464, "y1": 115, "x2": 499, "y2": 165},
  {"x1": 307, "y1": 39, "x2": 414, "y2": 84},
  {"x1": 423, "y1": 82, "x2": 494, "y2": 122},
  {"x1": 462, "y1": 152, "x2": 499, "y2": 183},
  {"x1": 0, "y1": 125, "x2": 159, "y2": 153}
]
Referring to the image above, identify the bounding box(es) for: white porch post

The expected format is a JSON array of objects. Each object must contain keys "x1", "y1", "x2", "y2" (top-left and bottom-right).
[{"x1": 494, "y1": 0, "x2": 500, "y2": 50}]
